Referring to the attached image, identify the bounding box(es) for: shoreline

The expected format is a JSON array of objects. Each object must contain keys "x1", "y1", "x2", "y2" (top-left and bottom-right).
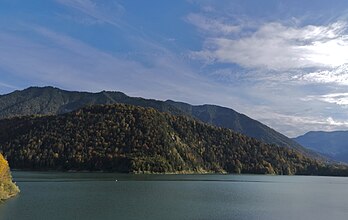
[{"x1": 10, "y1": 169, "x2": 348, "y2": 178}]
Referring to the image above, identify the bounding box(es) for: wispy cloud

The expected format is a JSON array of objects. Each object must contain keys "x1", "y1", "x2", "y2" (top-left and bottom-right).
[
  {"x1": 183, "y1": 7, "x2": 348, "y2": 136},
  {"x1": 0, "y1": 28, "x2": 163, "y2": 92},
  {"x1": 326, "y1": 117, "x2": 348, "y2": 126},
  {"x1": 249, "y1": 106, "x2": 348, "y2": 137},
  {"x1": 186, "y1": 13, "x2": 240, "y2": 35},
  {"x1": 295, "y1": 64, "x2": 348, "y2": 85},
  {"x1": 0, "y1": 25, "x2": 251, "y2": 108},
  {"x1": 304, "y1": 93, "x2": 348, "y2": 106},
  {"x1": 190, "y1": 20, "x2": 348, "y2": 70},
  {"x1": 0, "y1": 81, "x2": 18, "y2": 90},
  {"x1": 56, "y1": 0, "x2": 125, "y2": 27}
]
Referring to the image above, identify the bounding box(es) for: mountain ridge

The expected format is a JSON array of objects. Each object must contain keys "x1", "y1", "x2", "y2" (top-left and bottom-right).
[
  {"x1": 0, "y1": 103, "x2": 341, "y2": 175},
  {"x1": 0, "y1": 86, "x2": 317, "y2": 158},
  {"x1": 294, "y1": 130, "x2": 348, "y2": 163},
  {"x1": 164, "y1": 100, "x2": 304, "y2": 151}
]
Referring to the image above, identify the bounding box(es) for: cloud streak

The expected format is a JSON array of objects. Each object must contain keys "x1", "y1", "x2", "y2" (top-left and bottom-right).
[
  {"x1": 186, "y1": 13, "x2": 240, "y2": 35},
  {"x1": 56, "y1": 0, "x2": 125, "y2": 27},
  {"x1": 249, "y1": 107, "x2": 348, "y2": 137},
  {"x1": 189, "y1": 20, "x2": 348, "y2": 70},
  {"x1": 304, "y1": 93, "x2": 348, "y2": 106},
  {"x1": 0, "y1": 25, "x2": 252, "y2": 110},
  {"x1": 295, "y1": 64, "x2": 348, "y2": 85}
]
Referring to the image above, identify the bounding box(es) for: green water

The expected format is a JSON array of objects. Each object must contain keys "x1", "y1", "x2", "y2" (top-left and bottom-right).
[{"x1": 1, "y1": 172, "x2": 348, "y2": 220}]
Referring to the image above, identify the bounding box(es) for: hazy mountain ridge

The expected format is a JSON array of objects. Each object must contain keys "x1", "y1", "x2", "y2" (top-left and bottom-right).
[
  {"x1": 0, "y1": 87, "x2": 316, "y2": 158},
  {"x1": 294, "y1": 131, "x2": 348, "y2": 163},
  {"x1": 0, "y1": 104, "x2": 341, "y2": 175}
]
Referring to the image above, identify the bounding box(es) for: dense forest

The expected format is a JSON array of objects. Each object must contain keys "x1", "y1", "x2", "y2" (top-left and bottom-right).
[
  {"x1": 0, "y1": 153, "x2": 19, "y2": 201},
  {"x1": 0, "y1": 103, "x2": 345, "y2": 175},
  {"x1": 0, "y1": 86, "x2": 314, "y2": 158}
]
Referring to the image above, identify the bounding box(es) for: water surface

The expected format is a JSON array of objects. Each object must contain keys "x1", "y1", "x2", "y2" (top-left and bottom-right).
[{"x1": 1, "y1": 172, "x2": 347, "y2": 220}]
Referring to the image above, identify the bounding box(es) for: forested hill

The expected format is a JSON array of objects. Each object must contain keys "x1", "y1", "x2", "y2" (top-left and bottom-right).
[
  {"x1": 0, "y1": 104, "x2": 344, "y2": 175},
  {"x1": 0, "y1": 154, "x2": 19, "y2": 201},
  {"x1": 164, "y1": 100, "x2": 308, "y2": 154},
  {"x1": 0, "y1": 86, "x2": 314, "y2": 157}
]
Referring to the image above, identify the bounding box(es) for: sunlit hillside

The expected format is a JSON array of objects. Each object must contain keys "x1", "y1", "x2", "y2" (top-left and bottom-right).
[{"x1": 0, "y1": 153, "x2": 19, "y2": 201}]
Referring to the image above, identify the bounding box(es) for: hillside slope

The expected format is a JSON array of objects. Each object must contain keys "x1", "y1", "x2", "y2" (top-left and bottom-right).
[
  {"x1": 0, "y1": 87, "x2": 314, "y2": 156},
  {"x1": 294, "y1": 131, "x2": 348, "y2": 163},
  {"x1": 165, "y1": 100, "x2": 308, "y2": 152},
  {"x1": 0, "y1": 154, "x2": 19, "y2": 201},
  {"x1": 0, "y1": 104, "x2": 343, "y2": 175}
]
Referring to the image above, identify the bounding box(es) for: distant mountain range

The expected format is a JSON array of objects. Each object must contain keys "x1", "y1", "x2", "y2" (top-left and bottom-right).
[
  {"x1": 0, "y1": 104, "x2": 342, "y2": 175},
  {"x1": 294, "y1": 131, "x2": 348, "y2": 163},
  {"x1": 0, "y1": 86, "x2": 316, "y2": 157}
]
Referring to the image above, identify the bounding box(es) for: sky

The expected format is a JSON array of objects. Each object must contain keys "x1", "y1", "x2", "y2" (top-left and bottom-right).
[{"x1": 1, "y1": 0, "x2": 348, "y2": 137}]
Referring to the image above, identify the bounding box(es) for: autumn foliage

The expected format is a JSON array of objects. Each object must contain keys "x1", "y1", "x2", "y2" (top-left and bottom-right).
[
  {"x1": 0, "y1": 104, "x2": 347, "y2": 175},
  {"x1": 0, "y1": 154, "x2": 19, "y2": 201}
]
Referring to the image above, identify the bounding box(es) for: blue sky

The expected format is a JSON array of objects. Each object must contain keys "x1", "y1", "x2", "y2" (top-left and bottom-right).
[{"x1": 2, "y1": 0, "x2": 348, "y2": 137}]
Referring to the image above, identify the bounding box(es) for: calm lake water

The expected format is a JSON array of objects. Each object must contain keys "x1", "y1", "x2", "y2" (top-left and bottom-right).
[{"x1": 1, "y1": 172, "x2": 348, "y2": 220}]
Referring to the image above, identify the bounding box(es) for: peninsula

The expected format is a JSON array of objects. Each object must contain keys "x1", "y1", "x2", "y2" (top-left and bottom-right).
[{"x1": 0, "y1": 154, "x2": 19, "y2": 201}]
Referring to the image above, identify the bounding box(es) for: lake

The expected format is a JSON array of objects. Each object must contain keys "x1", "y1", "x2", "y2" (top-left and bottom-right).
[{"x1": 0, "y1": 172, "x2": 347, "y2": 220}]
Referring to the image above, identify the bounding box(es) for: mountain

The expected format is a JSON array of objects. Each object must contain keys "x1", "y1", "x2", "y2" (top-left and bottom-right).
[
  {"x1": 165, "y1": 100, "x2": 307, "y2": 152},
  {"x1": 0, "y1": 86, "x2": 314, "y2": 156},
  {"x1": 0, "y1": 104, "x2": 342, "y2": 175},
  {"x1": 294, "y1": 131, "x2": 348, "y2": 163},
  {"x1": 0, "y1": 153, "x2": 19, "y2": 201},
  {"x1": 0, "y1": 86, "x2": 182, "y2": 118}
]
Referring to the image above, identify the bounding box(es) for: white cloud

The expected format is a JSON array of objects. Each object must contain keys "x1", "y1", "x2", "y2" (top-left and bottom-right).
[
  {"x1": 326, "y1": 117, "x2": 348, "y2": 126},
  {"x1": 296, "y1": 64, "x2": 348, "y2": 85},
  {"x1": 190, "y1": 20, "x2": 348, "y2": 70},
  {"x1": 251, "y1": 108, "x2": 348, "y2": 137},
  {"x1": 305, "y1": 93, "x2": 348, "y2": 106}
]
